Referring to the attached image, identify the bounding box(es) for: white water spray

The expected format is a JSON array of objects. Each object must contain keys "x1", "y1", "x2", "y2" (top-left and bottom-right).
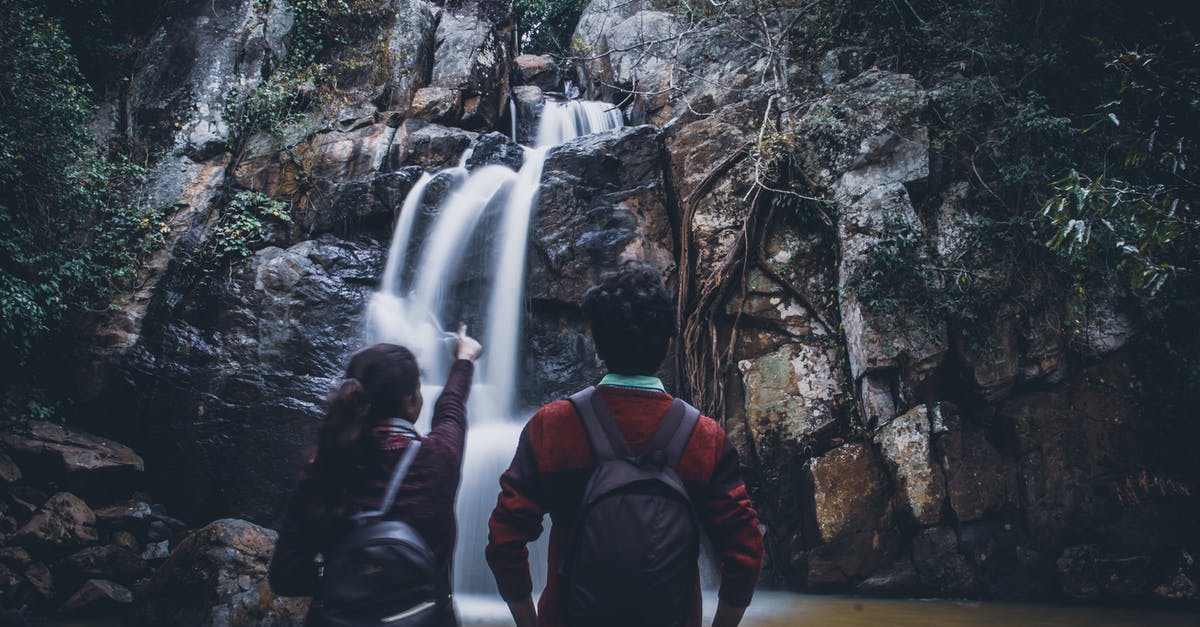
[{"x1": 363, "y1": 97, "x2": 624, "y2": 602}]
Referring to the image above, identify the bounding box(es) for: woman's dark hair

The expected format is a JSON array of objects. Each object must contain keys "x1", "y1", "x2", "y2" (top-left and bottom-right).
[
  {"x1": 302, "y1": 343, "x2": 420, "y2": 532},
  {"x1": 581, "y1": 266, "x2": 676, "y2": 375}
]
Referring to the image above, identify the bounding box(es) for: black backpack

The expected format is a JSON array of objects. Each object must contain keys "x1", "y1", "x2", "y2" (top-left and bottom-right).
[
  {"x1": 312, "y1": 432, "x2": 448, "y2": 627},
  {"x1": 564, "y1": 387, "x2": 702, "y2": 627}
]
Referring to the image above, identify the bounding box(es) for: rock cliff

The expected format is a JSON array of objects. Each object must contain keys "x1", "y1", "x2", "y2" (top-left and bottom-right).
[{"x1": 58, "y1": 0, "x2": 1197, "y2": 609}]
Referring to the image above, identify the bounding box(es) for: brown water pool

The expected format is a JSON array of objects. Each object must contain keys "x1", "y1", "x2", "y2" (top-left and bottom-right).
[{"x1": 457, "y1": 592, "x2": 1200, "y2": 626}]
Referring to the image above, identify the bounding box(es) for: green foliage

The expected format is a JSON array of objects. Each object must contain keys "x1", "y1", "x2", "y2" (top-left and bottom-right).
[
  {"x1": 2, "y1": 385, "x2": 66, "y2": 428},
  {"x1": 1043, "y1": 44, "x2": 1200, "y2": 297},
  {"x1": 0, "y1": 0, "x2": 163, "y2": 371},
  {"x1": 198, "y1": 191, "x2": 293, "y2": 270},
  {"x1": 515, "y1": 0, "x2": 589, "y2": 55}
]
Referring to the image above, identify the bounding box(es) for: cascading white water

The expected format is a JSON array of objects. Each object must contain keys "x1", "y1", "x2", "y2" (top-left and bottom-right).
[{"x1": 363, "y1": 98, "x2": 625, "y2": 605}]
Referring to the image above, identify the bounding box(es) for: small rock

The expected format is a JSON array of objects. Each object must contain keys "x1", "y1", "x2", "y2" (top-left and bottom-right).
[
  {"x1": 409, "y1": 86, "x2": 461, "y2": 123},
  {"x1": 94, "y1": 500, "x2": 154, "y2": 535},
  {"x1": 0, "y1": 452, "x2": 21, "y2": 483},
  {"x1": 13, "y1": 492, "x2": 97, "y2": 557},
  {"x1": 142, "y1": 540, "x2": 170, "y2": 561},
  {"x1": 60, "y1": 579, "x2": 133, "y2": 615}
]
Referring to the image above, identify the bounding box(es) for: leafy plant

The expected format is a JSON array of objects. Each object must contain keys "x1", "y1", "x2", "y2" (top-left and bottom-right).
[{"x1": 198, "y1": 191, "x2": 293, "y2": 270}]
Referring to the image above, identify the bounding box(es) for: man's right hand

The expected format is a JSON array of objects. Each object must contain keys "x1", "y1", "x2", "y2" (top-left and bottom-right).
[{"x1": 455, "y1": 323, "x2": 484, "y2": 362}]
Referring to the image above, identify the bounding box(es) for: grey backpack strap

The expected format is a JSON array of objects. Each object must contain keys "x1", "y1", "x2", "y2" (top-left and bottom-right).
[
  {"x1": 355, "y1": 437, "x2": 421, "y2": 521},
  {"x1": 569, "y1": 387, "x2": 633, "y2": 461},
  {"x1": 663, "y1": 401, "x2": 700, "y2": 470}
]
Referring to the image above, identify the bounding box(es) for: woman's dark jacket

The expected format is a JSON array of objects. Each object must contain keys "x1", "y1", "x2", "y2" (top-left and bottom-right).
[{"x1": 268, "y1": 359, "x2": 474, "y2": 598}]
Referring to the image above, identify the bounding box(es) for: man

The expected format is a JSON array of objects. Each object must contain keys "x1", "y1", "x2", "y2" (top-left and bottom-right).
[{"x1": 486, "y1": 266, "x2": 764, "y2": 627}]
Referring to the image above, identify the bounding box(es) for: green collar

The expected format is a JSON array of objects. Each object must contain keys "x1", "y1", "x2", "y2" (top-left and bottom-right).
[{"x1": 598, "y1": 373, "x2": 666, "y2": 392}]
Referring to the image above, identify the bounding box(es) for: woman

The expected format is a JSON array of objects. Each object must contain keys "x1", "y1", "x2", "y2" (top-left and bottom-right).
[{"x1": 269, "y1": 328, "x2": 483, "y2": 625}]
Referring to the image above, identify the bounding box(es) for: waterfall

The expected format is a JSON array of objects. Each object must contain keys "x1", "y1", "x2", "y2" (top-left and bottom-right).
[{"x1": 363, "y1": 98, "x2": 625, "y2": 606}]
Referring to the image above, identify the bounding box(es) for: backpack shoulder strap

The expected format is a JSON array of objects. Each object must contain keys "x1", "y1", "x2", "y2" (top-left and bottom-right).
[
  {"x1": 354, "y1": 437, "x2": 422, "y2": 521},
  {"x1": 662, "y1": 400, "x2": 700, "y2": 470},
  {"x1": 568, "y1": 387, "x2": 633, "y2": 462}
]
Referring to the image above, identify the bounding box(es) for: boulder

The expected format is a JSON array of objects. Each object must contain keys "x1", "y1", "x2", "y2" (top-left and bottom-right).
[
  {"x1": 112, "y1": 531, "x2": 141, "y2": 553},
  {"x1": 60, "y1": 579, "x2": 133, "y2": 615},
  {"x1": 466, "y1": 131, "x2": 525, "y2": 170},
  {"x1": 512, "y1": 85, "x2": 544, "y2": 144},
  {"x1": 513, "y1": 54, "x2": 560, "y2": 91},
  {"x1": 803, "y1": 443, "x2": 894, "y2": 544},
  {"x1": 410, "y1": 87, "x2": 462, "y2": 123},
  {"x1": 1, "y1": 421, "x2": 143, "y2": 501},
  {"x1": 12, "y1": 493, "x2": 97, "y2": 557},
  {"x1": 385, "y1": 119, "x2": 478, "y2": 170},
  {"x1": 741, "y1": 342, "x2": 844, "y2": 457},
  {"x1": 524, "y1": 125, "x2": 674, "y2": 404},
  {"x1": 383, "y1": 0, "x2": 441, "y2": 111},
  {"x1": 138, "y1": 519, "x2": 308, "y2": 626},
  {"x1": 430, "y1": 10, "x2": 508, "y2": 129},
  {"x1": 875, "y1": 405, "x2": 947, "y2": 526}
]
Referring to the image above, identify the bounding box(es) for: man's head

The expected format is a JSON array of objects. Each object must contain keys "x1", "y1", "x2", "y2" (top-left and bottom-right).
[{"x1": 581, "y1": 266, "x2": 675, "y2": 376}]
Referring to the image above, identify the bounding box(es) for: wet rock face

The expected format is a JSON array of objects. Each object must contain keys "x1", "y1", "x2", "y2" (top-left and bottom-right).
[
  {"x1": 522, "y1": 125, "x2": 675, "y2": 404},
  {"x1": 136, "y1": 518, "x2": 308, "y2": 626},
  {"x1": 128, "y1": 0, "x2": 291, "y2": 159},
  {"x1": 98, "y1": 236, "x2": 384, "y2": 523}
]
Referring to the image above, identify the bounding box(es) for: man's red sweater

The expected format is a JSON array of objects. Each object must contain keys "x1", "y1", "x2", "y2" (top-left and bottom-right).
[{"x1": 485, "y1": 385, "x2": 764, "y2": 627}]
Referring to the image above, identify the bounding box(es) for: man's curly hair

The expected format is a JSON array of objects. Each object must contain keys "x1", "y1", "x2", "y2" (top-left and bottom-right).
[{"x1": 581, "y1": 266, "x2": 676, "y2": 375}]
